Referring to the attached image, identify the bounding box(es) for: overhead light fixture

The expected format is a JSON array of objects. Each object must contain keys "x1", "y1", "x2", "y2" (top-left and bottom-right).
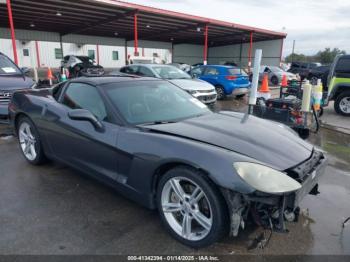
[
  {"x1": 30, "y1": 23, "x2": 35, "y2": 28},
  {"x1": 197, "y1": 27, "x2": 201, "y2": 32},
  {"x1": 170, "y1": 37, "x2": 174, "y2": 41},
  {"x1": 56, "y1": 11, "x2": 62, "y2": 16},
  {"x1": 146, "y1": 24, "x2": 151, "y2": 28},
  {"x1": 114, "y1": 32, "x2": 119, "y2": 36}
]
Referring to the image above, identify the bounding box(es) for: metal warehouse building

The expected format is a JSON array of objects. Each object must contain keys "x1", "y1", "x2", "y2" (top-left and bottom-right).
[{"x1": 0, "y1": 0, "x2": 286, "y2": 70}]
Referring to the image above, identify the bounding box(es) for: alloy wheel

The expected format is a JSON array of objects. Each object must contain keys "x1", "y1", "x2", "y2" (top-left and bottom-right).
[
  {"x1": 339, "y1": 97, "x2": 350, "y2": 114},
  {"x1": 215, "y1": 87, "x2": 224, "y2": 100},
  {"x1": 161, "y1": 177, "x2": 213, "y2": 241},
  {"x1": 18, "y1": 122, "x2": 37, "y2": 161}
]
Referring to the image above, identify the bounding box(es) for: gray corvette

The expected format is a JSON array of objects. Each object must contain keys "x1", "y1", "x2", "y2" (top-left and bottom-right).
[{"x1": 9, "y1": 76, "x2": 327, "y2": 248}]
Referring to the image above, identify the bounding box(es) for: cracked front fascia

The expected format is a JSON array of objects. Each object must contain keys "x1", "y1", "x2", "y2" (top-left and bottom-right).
[{"x1": 221, "y1": 189, "x2": 248, "y2": 237}]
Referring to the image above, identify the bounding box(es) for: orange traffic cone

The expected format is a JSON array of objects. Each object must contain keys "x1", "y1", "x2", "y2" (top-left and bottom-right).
[
  {"x1": 47, "y1": 67, "x2": 53, "y2": 86},
  {"x1": 47, "y1": 67, "x2": 53, "y2": 79},
  {"x1": 281, "y1": 74, "x2": 288, "y2": 88},
  {"x1": 259, "y1": 74, "x2": 270, "y2": 93}
]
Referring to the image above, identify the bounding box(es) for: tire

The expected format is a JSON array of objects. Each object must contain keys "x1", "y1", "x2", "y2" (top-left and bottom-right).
[
  {"x1": 310, "y1": 76, "x2": 318, "y2": 85},
  {"x1": 334, "y1": 91, "x2": 350, "y2": 116},
  {"x1": 235, "y1": 94, "x2": 246, "y2": 99},
  {"x1": 271, "y1": 75, "x2": 279, "y2": 86},
  {"x1": 215, "y1": 85, "x2": 226, "y2": 100},
  {"x1": 156, "y1": 166, "x2": 228, "y2": 248},
  {"x1": 17, "y1": 116, "x2": 47, "y2": 165}
]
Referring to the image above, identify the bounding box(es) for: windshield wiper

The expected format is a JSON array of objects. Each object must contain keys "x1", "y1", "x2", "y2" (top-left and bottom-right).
[{"x1": 139, "y1": 120, "x2": 177, "y2": 126}]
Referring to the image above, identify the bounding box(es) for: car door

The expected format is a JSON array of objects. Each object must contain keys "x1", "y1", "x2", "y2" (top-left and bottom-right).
[
  {"x1": 190, "y1": 66, "x2": 204, "y2": 78},
  {"x1": 43, "y1": 82, "x2": 123, "y2": 182},
  {"x1": 200, "y1": 67, "x2": 220, "y2": 85}
]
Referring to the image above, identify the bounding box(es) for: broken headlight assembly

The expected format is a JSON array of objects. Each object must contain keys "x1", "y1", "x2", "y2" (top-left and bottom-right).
[{"x1": 233, "y1": 162, "x2": 302, "y2": 194}]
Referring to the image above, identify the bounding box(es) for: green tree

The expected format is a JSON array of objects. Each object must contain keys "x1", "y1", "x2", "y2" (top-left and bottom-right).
[
  {"x1": 285, "y1": 48, "x2": 346, "y2": 64},
  {"x1": 285, "y1": 53, "x2": 307, "y2": 63},
  {"x1": 316, "y1": 48, "x2": 346, "y2": 64}
]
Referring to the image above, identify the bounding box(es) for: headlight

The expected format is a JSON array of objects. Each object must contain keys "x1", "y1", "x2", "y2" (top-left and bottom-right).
[
  {"x1": 187, "y1": 90, "x2": 197, "y2": 95},
  {"x1": 233, "y1": 162, "x2": 301, "y2": 194}
]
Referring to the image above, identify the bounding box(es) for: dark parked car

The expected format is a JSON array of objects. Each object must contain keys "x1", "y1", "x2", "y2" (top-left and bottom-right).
[
  {"x1": 288, "y1": 62, "x2": 321, "y2": 79},
  {"x1": 0, "y1": 52, "x2": 35, "y2": 123},
  {"x1": 327, "y1": 55, "x2": 350, "y2": 116},
  {"x1": 9, "y1": 76, "x2": 327, "y2": 247},
  {"x1": 61, "y1": 55, "x2": 104, "y2": 78},
  {"x1": 307, "y1": 65, "x2": 330, "y2": 89}
]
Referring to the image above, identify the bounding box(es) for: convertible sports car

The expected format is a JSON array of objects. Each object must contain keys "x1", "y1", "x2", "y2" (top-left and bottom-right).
[{"x1": 9, "y1": 76, "x2": 327, "y2": 248}]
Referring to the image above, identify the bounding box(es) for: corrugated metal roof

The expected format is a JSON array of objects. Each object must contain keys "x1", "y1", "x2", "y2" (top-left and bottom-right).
[{"x1": 0, "y1": 0, "x2": 286, "y2": 46}]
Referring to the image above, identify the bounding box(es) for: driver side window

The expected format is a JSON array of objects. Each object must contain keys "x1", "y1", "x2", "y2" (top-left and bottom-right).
[{"x1": 62, "y1": 83, "x2": 108, "y2": 122}]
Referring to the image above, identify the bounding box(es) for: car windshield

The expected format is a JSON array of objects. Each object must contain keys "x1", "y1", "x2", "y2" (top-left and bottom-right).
[
  {"x1": 152, "y1": 66, "x2": 191, "y2": 79},
  {"x1": 104, "y1": 80, "x2": 211, "y2": 125},
  {"x1": 0, "y1": 54, "x2": 22, "y2": 75},
  {"x1": 227, "y1": 68, "x2": 248, "y2": 76}
]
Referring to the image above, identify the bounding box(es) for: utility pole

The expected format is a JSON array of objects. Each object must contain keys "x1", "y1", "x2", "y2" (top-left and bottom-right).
[{"x1": 291, "y1": 40, "x2": 296, "y2": 63}]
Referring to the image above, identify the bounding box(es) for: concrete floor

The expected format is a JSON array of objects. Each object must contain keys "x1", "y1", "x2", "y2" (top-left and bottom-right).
[
  {"x1": 321, "y1": 101, "x2": 350, "y2": 135},
  {"x1": 0, "y1": 99, "x2": 350, "y2": 255}
]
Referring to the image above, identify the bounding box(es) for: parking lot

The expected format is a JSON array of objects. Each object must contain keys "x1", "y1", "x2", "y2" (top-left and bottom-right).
[{"x1": 1, "y1": 98, "x2": 349, "y2": 255}]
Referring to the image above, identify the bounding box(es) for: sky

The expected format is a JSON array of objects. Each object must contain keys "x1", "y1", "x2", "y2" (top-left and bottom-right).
[{"x1": 124, "y1": 0, "x2": 350, "y2": 57}]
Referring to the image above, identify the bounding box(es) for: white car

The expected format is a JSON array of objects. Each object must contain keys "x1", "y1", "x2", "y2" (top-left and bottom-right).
[
  {"x1": 119, "y1": 64, "x2": 217, "y2": 105},
  {"x1": 259, "y1": 65, "x2": 297, "y2": 86}
]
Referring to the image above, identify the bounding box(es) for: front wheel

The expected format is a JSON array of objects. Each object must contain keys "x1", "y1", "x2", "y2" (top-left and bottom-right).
[
  {"x1": 157, "y1": 167, "x2": 228, "y2": 248},
  {"x1": 215, "y1": 86, "x2": 226, "y2": 100},
  {"x1": 334, "y1": 91, "x2": 350, "y2": 116},
  {"x1": 17, "y1": 117, "x2": 47, "y2": 165}
]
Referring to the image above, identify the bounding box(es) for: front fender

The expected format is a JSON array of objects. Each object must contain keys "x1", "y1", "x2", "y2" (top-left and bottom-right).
[{"x1": 118, "y1": 128, "x2": 257, "y2": 201}]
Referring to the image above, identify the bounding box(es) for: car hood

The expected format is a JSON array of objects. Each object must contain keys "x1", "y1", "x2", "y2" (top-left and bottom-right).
[
  {"x1": 0, "y1": 75, "x2": 34, "y2": 90},
  {"x1": 168, "y1": 78, "x2": 214, "y2": 91},
  {"x1": 145, "y1": 111, "x2": 313, "y2": 170}
]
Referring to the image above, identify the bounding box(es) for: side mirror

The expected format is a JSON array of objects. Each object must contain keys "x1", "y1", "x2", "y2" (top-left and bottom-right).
[
  {"x1": 68, "y1": 109, "x2": 104, "y2": 131},
  {"x1": 191, "y1": 73, "x2": 198, "y2": 78},
  {"x1": 21, "y1": 67, "x2": 30, "y2": 75}
]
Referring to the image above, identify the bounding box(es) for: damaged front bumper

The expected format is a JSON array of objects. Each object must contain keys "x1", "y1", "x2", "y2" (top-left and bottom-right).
[{"x1": 223, "y1": 150, "x2": 327, "y2": 236}]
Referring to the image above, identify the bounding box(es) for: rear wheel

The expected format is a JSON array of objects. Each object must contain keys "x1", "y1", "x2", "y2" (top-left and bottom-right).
[
  {"x1": 334, "y1": 91, "x2": 350, "y2": 116},
  {"x1": 17, "y1": 117, "x2": 47, "y2": 165},
  {"x1": 236, "y1": 94, "x2": 246, "y2": 99},
  {"x1": 215, "y1": 85, "x2": 226, "y2": 100},
  {"x1": 271, "y1": 75, "x2": 279, "y2": 86},
  {"x1": 157, "y1": 166, "x2": 228, "y2": 248}
]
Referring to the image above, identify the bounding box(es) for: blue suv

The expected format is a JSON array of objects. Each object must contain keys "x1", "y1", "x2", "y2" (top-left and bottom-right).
[{"x1": 190, "y1": 65, "x2": 251, "y2": 100}]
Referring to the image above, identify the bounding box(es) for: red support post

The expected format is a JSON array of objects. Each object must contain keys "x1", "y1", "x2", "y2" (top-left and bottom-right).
[
  {"x1": 96, "y1": 44, "x2": 100, "y2": 65},
  {"x1": 6, "y1": 0, "x2": 18, "y2": 65},
  {"x1": 134, "y1": 13, "x2": 138, "y2": 56},
  {"x1": 35, "y1": 41, "x2": 41, "y2": 68},
  {"x1": 203, "y1": 25, "x2": 208, "y2": 65},
  {"x1": 248, "y1": 32, "x2": 253, "y2": 72}
]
